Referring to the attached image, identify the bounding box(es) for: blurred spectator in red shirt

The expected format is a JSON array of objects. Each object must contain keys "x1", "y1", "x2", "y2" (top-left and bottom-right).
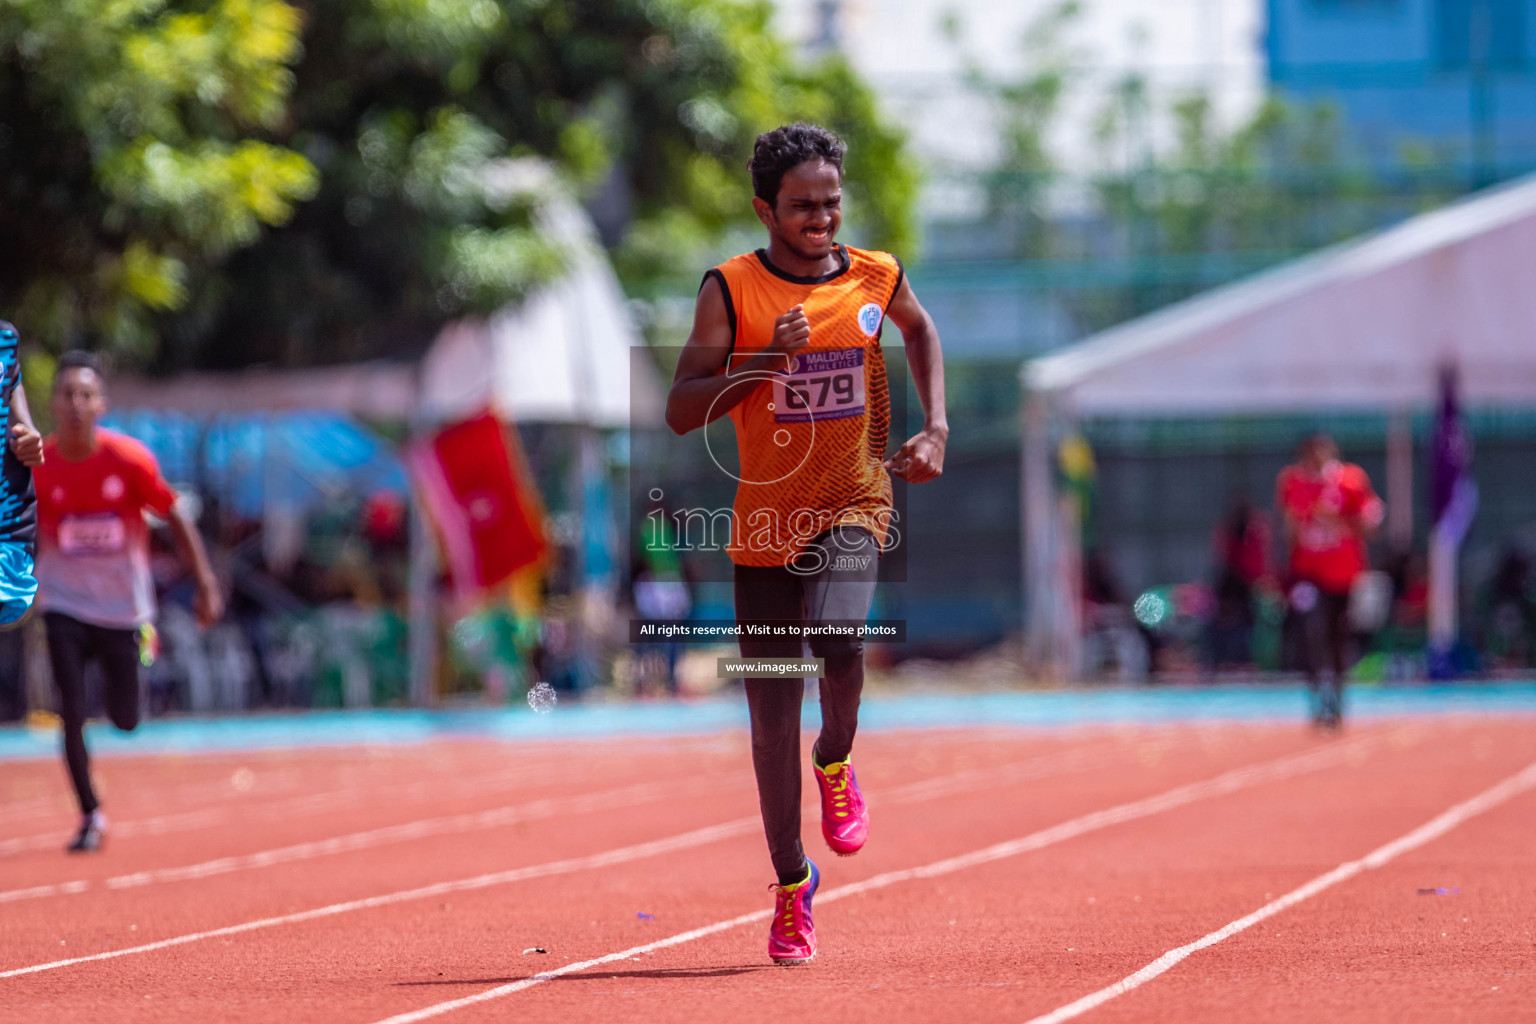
[
  {"x1": 1276, "y1": 434, "x2": 1384, "y2": 727},
  {"x1": 1206, "y1": 498, "x2": 1272, "y2": 672}
]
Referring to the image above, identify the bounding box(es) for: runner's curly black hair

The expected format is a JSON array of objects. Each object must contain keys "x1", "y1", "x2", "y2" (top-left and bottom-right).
[{"x1": 748, "y1": 123, "x2": 845, "y2": 206}]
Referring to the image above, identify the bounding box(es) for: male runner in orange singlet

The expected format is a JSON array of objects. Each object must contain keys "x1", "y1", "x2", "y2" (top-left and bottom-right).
[{"x1": 666, "y1": 123, "x2": 948, "y2": 964}]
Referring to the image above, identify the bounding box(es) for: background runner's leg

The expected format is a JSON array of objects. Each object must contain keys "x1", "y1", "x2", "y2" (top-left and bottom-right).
[
  {"x1": 736, "y1": 563, "x2": 812, "y2": 886},
  {"x1": 46, "y1": 612, "x2": 99, "y2": 815},
  {"x1": 96, "y1": 624, "x2": 143, "y2": 732},
  {"x1": 1299, "y1": 595, "x2": 1326, "y2": 717},
  {"x1": 1326, "y1": 592, "x2": 1350, "y2": 720},
  {"x1": 804, "y1": 528, "x2": 878, "y2": 767}
]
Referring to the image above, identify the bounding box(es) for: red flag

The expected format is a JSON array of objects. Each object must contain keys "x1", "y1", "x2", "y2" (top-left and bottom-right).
[{"x1": 405, "y1": 411, "x2": 547, "y2": 601}]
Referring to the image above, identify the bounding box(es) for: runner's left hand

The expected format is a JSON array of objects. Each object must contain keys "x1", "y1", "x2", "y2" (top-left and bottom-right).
[
  {"x1": 9, "y1": 423, "x2": 42, "y2": 467},
  {"x1": 885, "y1": 426, "x2": 947, "y2": 483}
]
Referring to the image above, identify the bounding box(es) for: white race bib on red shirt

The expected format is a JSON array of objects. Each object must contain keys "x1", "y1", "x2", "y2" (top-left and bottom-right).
[{"x1": 58, "y1": 514, "x2": 127, "y2": 556}]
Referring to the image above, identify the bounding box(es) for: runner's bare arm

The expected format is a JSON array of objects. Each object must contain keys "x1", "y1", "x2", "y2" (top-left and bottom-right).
[
  {"x1": 665, "y1": 276, "x2": 809, "y2": 435},
  {"x1": 1353, "y1": 475, "x2": 1386, "y2": 540},
  {"x1": 167, "y1": 503, "x2": 224, "y2": 626},
  {"x1": 8, "y1": 383, "x2": 43, "y2": 467},
  {"x1": 882, "y1": 275, "x2": 947, "y2": 483}
]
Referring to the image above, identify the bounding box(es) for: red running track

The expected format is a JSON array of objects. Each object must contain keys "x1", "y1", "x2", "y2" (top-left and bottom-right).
[{"x1": 1, "y1": 717, "x2": 1533, "y2": 1023}]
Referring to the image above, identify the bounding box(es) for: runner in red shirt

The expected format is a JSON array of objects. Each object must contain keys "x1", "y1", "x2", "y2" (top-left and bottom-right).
[
  {"x1": 1276, "y1": 433, "x2": 1384, "y2": 728},
  {"x1": 35, "y1": 351, "x2": 224, "y2": 852}
]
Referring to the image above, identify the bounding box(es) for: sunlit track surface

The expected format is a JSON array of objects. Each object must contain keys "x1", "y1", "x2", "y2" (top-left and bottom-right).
[{"x1": 1, "y1": 700, "x2": 1533, "y2": 1024}]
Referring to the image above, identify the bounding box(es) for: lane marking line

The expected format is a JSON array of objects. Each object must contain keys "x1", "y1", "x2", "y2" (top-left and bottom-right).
[
  {"x1": 0, "y1": 735, "x2": 742, "y2": 841},
  {"x1": 360, "y1": 737, "x2": 1383, "y2": 1024},
  {"x1": 0, "y1": 732, "x2": 1381, "y2": 982},
  {"x1": 0, "y1": 757, "x2": 445, "y2": 828},
  {"x1": 0, "y1": 818, "x2": 762, "y2": 980},
  {"x1": 0, "y1": 728, "x2": 1189, "y2": 904},
  {"x1": 1, "y1": 809, "x2": 228, "y2": 858},
  {"x1": 0, "y1": 780, "x2": 713, "y2": 905},
  {"x1": 1021, "y1": 758, "x2": 1536, "y2": 1024},
  {"x1": 0, "y1": 721, "x2": 1341, "y2": 847},
  {"x1": 0, "y1": 759, "x2": 580, "y2": 856},
  {"x1": 0, "y1": 721, "x2": 1244, "y2": 843}
]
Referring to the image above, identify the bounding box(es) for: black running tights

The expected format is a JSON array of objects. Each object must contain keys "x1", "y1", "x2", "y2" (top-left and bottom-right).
[
  {"x1": 47, "y1": 612, "x2": 141, "y2": 816},
  {"x1": 734, "y1": 528, "x2": 878, "y2": 886},
  {"x1": 1301, "y1": 589, "x2": 1350, "y2": 715}
]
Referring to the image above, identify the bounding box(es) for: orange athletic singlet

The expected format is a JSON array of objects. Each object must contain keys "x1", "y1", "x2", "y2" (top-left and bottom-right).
[{"x1": 707, "y1": 244, "x2": 903, "y2": 567}]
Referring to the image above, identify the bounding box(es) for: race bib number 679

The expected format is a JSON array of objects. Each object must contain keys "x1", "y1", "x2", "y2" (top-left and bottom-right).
[{"x1": 773, "y1": 348, "x2": 866, "y2": 424}]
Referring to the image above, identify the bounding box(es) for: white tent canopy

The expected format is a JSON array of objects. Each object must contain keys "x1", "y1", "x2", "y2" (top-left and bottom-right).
[
  {"x1": 1025, "y1": 172, "x2": 1536, "y2": 415},
  {"x1": 1018, "y1": 172, "x2": 1536, "y2": 679}
]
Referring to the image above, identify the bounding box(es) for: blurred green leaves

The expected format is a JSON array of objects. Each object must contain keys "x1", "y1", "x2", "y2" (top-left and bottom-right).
[
  {"x1": 0, "y1": 0, "x2": 914, "y2": 367},
  {"x1": 122, "y1": 0, "x2": 304, "y2": 128},
  {"x1": 442, "y1": 224, "x2": 565, "y2": 310},
  {"x1": 121, "y1": 240, "x2": 188, "y2": 310},
  {"x1": 0, "y1": 0, "x2": 316, "y2": 354},
  {"x1": 100, "y1": 139, "x2": 318, "y2": 250}
]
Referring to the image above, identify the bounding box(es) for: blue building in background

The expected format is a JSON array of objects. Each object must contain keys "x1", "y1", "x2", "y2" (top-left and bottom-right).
[{"x1": 1267, "y1": 0, "x2": 1536, "y2": 182}]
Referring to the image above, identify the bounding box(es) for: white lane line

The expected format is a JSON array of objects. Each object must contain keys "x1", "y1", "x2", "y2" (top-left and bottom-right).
[
  {"x1": 1022, "y1": 758, "x2": 1536, "y2": 1024},
  {"x1": 0, "y1": 809, "x2": 229, "y2": 858},
  {"x1": 0, "y1": 734, "x2": 740, "y2": 843},
  {"x1": 0, "y1": 728, "x2": 1186, "y2": 904},
  {"x1": 0, "y1": 736, "x2": 681, "y2": 825},
  {"x1": 1, "y1": 737, "x2": 750, "y2": 858},
  {"x1": 0, "y1": 817, "x2": 763, "y2": 980},
  {"x1": 0, "y1": 778, "x2": 730, "y2": 905},
  {"x1": 0, "y1": 760, "x2": 574, "y2": 857},
  {"x1": 371, "y1": 910, "x2": 776, "y2": 1024},
  {"x1": 0, "y1": 725, "x2": 1175, "y2": 845},
  {"x1": 0, "y1": 880, "x2": 90, "y2": 903},
  {"x1": 361, "y1": 737, "x2": 1383, "y2": 1024},
  {"x1": 0, "y1": 722, "x2": 1313, "y2": 850},
  {"x1": 0, "y1": 733, "x2": 1376, "y2": 982},
  {"x1": 0, "y1": 763, "x2": 342, "y2": 828}
]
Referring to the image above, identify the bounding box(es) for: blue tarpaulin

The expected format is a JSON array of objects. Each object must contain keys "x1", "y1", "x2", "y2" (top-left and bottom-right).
[{"x1": 103, "y1": 411, "x2": 407, "y2": 518}]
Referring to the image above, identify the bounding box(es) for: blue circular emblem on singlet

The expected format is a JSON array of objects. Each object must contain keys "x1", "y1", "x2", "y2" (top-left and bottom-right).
[{"x1": 856, "y1": 302, "x2": 883, "y2": 337}]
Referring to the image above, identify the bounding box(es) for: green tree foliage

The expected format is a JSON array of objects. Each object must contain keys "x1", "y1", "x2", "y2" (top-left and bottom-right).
[
  {"x1": 0, "y1": 0, "x2": 914, "y2": 368},
  {"x1": 1093, "y1": 91, "x2": 1389, "y2": 259},
  {"x1": 946, "y1": 1, "x2": 1081, "y2": 260},
  {"x1": 0, "y1": 0, "x2": 318, "y2": 357}
]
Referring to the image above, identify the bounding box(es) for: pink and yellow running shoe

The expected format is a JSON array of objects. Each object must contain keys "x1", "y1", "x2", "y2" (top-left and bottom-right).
[
  {"x1": 813, "y1": 756, "x2": 868, "y2": 856},
  {"x1": 768, "y1": 861, "x2": 819, "y2": 965}
]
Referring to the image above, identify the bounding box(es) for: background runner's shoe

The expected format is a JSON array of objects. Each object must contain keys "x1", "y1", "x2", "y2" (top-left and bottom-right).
[
  {"x1": 768, "y1": 861, "x2": 819, "y2": 965},
  {"x1": 814, "y1": 757, "x2": 869, "y2": 856},
  {"x1": 66, "y1": 811, "x2": 106, "y2": 853}
]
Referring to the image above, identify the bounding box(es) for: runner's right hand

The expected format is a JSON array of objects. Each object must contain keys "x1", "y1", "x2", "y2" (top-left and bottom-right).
[
  {"x1": 764, "y1": 305, "x2": 811, "y2": 367},
  {"x1": 9, "y1": 423, "x2": 42, "y2": 467}
]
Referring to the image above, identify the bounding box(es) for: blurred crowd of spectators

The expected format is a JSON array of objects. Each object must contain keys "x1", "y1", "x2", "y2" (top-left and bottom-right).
[{"x1": 1081, "y1": 498, "x2": 1536, "y2": 684}]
